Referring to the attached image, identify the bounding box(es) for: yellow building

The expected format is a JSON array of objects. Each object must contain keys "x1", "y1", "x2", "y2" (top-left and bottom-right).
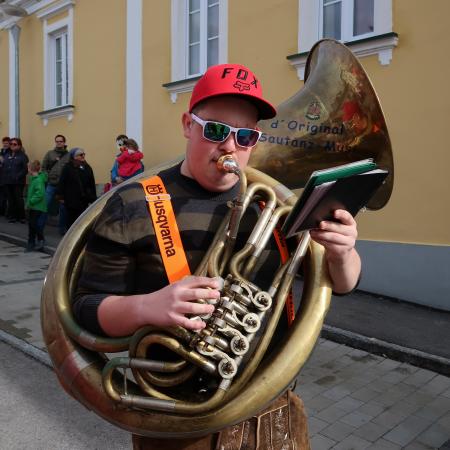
[{"x1": 0, "y1": 0, "x2": 449, "y2": 310}]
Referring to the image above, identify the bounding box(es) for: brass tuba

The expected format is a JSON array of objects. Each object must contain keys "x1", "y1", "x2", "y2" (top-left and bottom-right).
[{"x1": 41, "y1": 39, "x2": 393, "y2": 438}]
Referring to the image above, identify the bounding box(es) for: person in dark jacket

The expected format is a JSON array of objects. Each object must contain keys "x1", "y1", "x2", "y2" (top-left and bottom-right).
[
  {"x1": 3, "y1": 137, "x2": 28, "y2": 223},
  {"x1": 0, "y1": 136, "x2": 11, "y2": 216},
  {"x1": 56, "y1": 147, "x2": 97, "y2": 229},
  {"x1": 110, "y1": 134, "x2": 128, "y2": 186},
  {"x1": 41, "y1": 134, "x2": 70, "y2": 234}
]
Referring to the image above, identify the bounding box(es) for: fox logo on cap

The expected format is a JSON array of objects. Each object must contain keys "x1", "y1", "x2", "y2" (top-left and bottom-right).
[
  {"x1": 221, "y1": 67, "x2": 259, "y2": 89},
  {"x1": 233, "y1": 81, "x2": 251, "y2": 92}
]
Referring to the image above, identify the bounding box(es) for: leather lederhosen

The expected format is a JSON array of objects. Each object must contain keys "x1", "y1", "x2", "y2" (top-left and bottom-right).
[{"x1": 132, "y1": 390, "x2": 311, "y2": 450}]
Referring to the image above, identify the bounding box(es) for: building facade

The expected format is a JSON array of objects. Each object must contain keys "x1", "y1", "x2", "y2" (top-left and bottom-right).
[{"x1": 0, "y1": 0, "x2": 449, "y2": 310}]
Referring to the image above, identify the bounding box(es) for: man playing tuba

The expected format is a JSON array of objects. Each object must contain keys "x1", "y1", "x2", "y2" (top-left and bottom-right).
[{"x1": 72, "y1": 63, "x2": 361, "y2": 449}]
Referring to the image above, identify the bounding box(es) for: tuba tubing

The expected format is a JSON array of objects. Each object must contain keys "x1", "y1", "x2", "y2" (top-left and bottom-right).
[{"x1": 41, "y1": 160, "x2": 332, "y2": 438}]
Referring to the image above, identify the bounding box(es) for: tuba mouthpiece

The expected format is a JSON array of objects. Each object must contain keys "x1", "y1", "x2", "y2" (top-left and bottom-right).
[{"x1": 217, "y1": 155, "x2": 240, "y2": 175}]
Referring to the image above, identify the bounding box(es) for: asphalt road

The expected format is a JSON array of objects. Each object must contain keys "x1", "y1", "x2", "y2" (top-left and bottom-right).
[{"x1": 0, "y1": 341, "x2": 129, "y2": 450}]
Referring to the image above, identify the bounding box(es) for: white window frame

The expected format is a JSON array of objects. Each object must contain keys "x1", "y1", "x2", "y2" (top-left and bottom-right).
[
  {"x1": 290, "y1": 0, "x2": 397, "y2": 80},
  {"x1": 319, "y1": 0, "x2": 375, "y2": 42},
  {"x1": 37, "y1": 0, "x2": 75, "y2": 125},
  {"x1": 51, "y1": 30, "x2": 69, "y2": 107},
  {"x1": 186, "y1": 0, "x2": 220, "y2": 77},
  {"x1": 165, "y1": 0, "x2": 228, "y2": 103}
]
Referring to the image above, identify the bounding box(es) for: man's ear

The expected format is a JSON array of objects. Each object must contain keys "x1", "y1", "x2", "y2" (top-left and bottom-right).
[{"x1": 182, "y1": 112, "x2": 193, "y2": 139}]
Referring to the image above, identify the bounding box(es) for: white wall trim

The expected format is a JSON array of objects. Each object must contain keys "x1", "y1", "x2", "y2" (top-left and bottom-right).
[
  {"x1": 298, "y1": 0, "x2": 321, "y2": 54},
  {"x1": 374, "y1": 0, "x2": 393, "y2": 36},
  {"x1": 36, "y1": 0, "x2": 75, "y2": 20},
  {"x1": 42, "y1": 18, "x2": 47, "y2": 110},
  {"x1": 37, "y1": 104, "x2": 75, "y2": 126},
  {"x1": 170, "y1": 0, "x2": 186, "y2": 82},
  {"x1": 126, "y1": 0, "x2": 143, "y2": 147},
  {"x1": 349, "y1": 33, "x2": 398, "y2": 65},
  {"x1": 45, "y1": 17, "x2": 69, "y2": 34},
  {"x1": 164, "y1": 78, "x2": 199, "y2": 104},
  {"x1": 67, "y1": 6, "x2": 73, "y2": 104},
  {"x1": 8, "y1": 28, "x2": 17, "y2": 137},
  {"x1": 0, "y1": 1, "x2": 29, "y2": 28},
  {"x1": 0, "y1": 1, "x2": 74, "y2": 29},
  {"x1": 0, "y1": 15, "x2": 19, "y2": 30}
]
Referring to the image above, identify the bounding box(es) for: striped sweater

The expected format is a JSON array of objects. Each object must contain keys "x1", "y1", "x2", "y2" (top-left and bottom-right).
[{"x1": 73, "y1": 162, "x2": 281, "y2": 335}]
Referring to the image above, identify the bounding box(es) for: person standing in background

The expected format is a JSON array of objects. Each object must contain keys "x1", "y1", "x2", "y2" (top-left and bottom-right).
[
  {"x1": 3, "y1": 138, "x2": 28, "y2": 223},
  {"x1": 0, "y1": 137, "x2": 11, "y2": 216},
  {"x1": 25, "y1": 160, "x2": 47, "y2": 252},
  {"x1": 110, "y1": 134, "x2": 128, "y2": 186},
  {"x1": 115, "y1": 138, "x2": 144, "y2": 181},
  {"x1": 41, "y1": 134, "x2": 70, "y2": 235},
  {"x1": 56, "y1": 148, "x2": 97, "y2": 229}
]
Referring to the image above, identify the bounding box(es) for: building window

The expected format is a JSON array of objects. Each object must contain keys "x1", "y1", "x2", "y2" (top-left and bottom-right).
[
  {"x1": 53, "y1": 31, "x2": 69, "y2": 106},
  {"x1": 322, "y1": 0, "x2": 342, "y2": 40},
  {"x1": 166, "y1": 0, "x2": 227, "y2": 102},
  {"x1": 187, "y1": 0, "x2": 219, "y2": 76},
  {"x1": 36, "y1": 0, "x2": 75, "y2": 124},
  {"x1": 290, "y1": 0, "x2": 397, "y2": 80},
  {"x1": 321, "y1": 0, "x2": 374, "y2": 42},
  {"x1": 43, "y1": 23, "x2": 72, "y2": 110},
  {"x1": 353, "y1": 0, "x2": 374, "y2": 36}
]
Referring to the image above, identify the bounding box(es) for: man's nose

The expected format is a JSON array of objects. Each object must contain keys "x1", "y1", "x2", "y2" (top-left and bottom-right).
[{"x1": 218, "y1": 132, "x2": 238, "y2": 153}]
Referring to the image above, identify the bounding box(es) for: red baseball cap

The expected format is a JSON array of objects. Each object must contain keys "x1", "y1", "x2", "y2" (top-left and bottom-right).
[{"x1": 189, "y1": 64, "x2": 277, "y2": 120}]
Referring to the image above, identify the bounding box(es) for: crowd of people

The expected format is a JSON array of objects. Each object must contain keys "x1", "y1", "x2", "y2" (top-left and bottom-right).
[{"x1": 0, "y1": 133, "x2": 144, "y2": 252}]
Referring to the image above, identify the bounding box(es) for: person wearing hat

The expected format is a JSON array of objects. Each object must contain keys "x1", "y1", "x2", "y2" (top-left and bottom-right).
[
  {"x1": 72, "y1": 64, "x2": 361, "y2": 449},
  {"x1": 56, "y1": 147, "x2": 97, "y2": 229}
]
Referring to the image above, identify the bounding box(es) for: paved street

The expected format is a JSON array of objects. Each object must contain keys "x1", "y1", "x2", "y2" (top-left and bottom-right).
[
  {"x1": 0, "y1": 238, "x2": 449, "y2": 449},
  {"x1": 0, "y1": 341, "x2": 130, "y2": 450},
  {"x1": 297, "y1": 340, "x2": 450, "y2": 449}
]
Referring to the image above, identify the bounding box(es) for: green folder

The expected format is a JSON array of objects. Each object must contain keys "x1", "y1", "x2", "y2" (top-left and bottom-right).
[{"x1": 282, "y1": 159, "x2": 379, "y2": 236}]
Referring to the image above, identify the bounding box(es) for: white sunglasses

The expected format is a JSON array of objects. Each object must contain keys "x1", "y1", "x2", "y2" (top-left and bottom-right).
[{"x1": 191, "y1": 113, "x2": 262, "y2": 149}]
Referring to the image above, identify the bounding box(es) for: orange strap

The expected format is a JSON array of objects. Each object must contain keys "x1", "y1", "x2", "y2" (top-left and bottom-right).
[
  {"x1": 140, "y1": 177, "x2": 295, "y2": 325},
  {"x1": 259, "y1": 202, "x2": 296, "y2": 326},
  {"x1": 272, "y1": 224, "x2": 296, "y2": 326},
  {"x1": 140, "y1": 176, "x2": 191, "y2": 283}
]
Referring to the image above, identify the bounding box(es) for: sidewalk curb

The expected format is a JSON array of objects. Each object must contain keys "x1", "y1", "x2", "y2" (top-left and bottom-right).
[
  {"x1": 322, "y1": 324, "x2": 450, "y2": 376},
  {"x1": 0, "y1": 232, "x2": 56, "y2": 255},
  {"x1": 0, "y1": 329, "x2": 52, "y2": 368}
]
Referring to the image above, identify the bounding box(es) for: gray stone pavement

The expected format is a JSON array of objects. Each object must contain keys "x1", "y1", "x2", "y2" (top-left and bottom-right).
[
  {"x1": 0, "y1": 237, "x2": 449, "y2": 448},
  {"x1": 0, "y1": 341, "x2": 129, "y2": 450}
]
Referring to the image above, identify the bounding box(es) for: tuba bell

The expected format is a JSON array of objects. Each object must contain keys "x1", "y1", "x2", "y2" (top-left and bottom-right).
[
  {"x1": 41, "y1": 39, "x2": 393, "y2": 438},
  {"x1": 251, "y1": 39, "x2": 394, "y2": 210}
]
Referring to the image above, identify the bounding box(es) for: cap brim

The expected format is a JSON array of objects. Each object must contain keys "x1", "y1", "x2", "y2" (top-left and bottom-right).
[
  {"x1": 190, "y1": 93, "x2": 277, "y2": 121},
  {"x1": 243, "y1": 95, "x2": 277, "y2": 121}
]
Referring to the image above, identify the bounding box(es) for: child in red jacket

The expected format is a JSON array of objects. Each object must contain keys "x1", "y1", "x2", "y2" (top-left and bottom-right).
[{"x1": 116, "y1": 138, "x2": 144, "y2": 180}]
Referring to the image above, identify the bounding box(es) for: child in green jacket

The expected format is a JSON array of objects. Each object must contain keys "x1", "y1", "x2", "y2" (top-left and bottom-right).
[{"x1": 25, "y1": 160, "x2": 48, "y2": 251}]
